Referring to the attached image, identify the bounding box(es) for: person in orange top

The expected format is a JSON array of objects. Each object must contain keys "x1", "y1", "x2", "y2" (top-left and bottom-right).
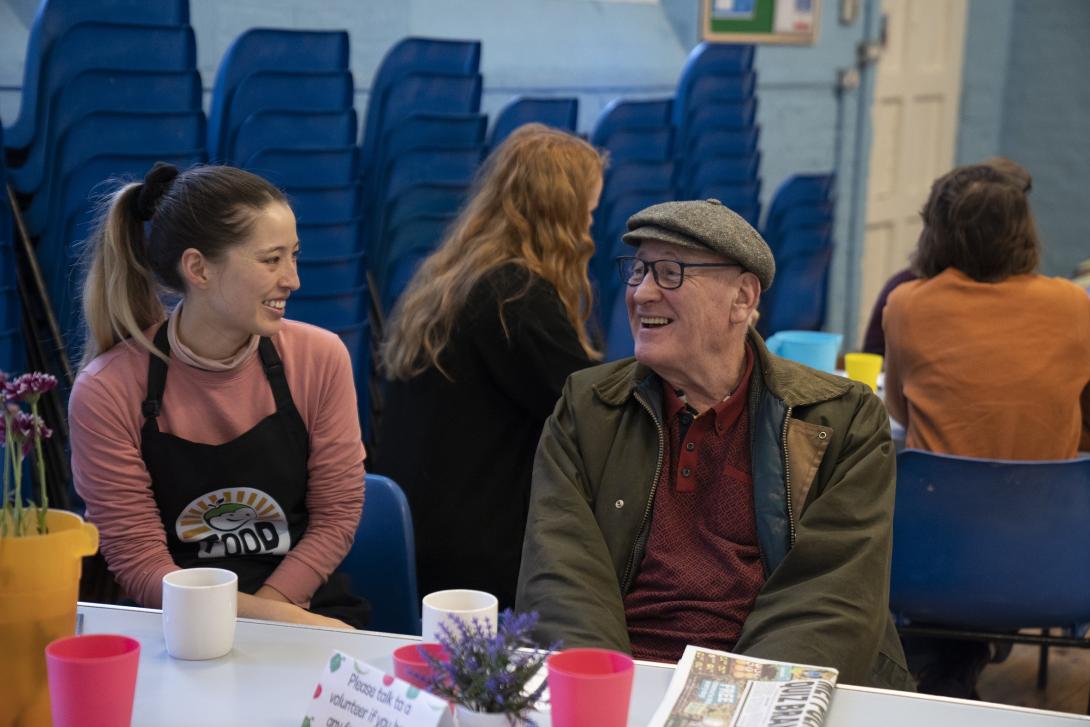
[
  {"x1": 883, "y1": 163, "x2": 1090, "y2": 459},
  {"x1": 883, "y1": 162, "x2": 1090, "y2": 699}
]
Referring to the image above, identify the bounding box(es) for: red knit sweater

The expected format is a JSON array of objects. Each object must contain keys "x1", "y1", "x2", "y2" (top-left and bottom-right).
[{"x1": 624, "y1": 347, "x2": 764, "y2": 662}]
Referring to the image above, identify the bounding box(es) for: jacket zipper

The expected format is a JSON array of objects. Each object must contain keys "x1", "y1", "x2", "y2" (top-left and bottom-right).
[
  {"x1": 620, "y1": 389, "x2": 665, "y2": 592},
  {"x1": 782, "y1": 404, "x2": 797, "y2": 546}
]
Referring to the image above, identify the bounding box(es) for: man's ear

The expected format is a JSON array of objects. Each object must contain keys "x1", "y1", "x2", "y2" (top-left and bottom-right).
[
  {"x1": 179, "y1": 247, "x2": 211, "y2": 289},
  {"x1": 729, "y1": 272, "x2": 761, "y2": 325}
]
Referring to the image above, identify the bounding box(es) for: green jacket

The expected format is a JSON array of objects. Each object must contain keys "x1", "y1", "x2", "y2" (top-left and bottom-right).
[{"x1": 516, "y1": 331, "x2": 914, "y2": 690}]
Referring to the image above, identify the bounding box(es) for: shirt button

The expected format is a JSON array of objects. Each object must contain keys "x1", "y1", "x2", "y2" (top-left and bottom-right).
[
  {"x1": 685, "y1": 442, "x2": 695, "y2": 451},
  {"x1": 681, "y1": 467, "x2": 691, "y2": 477},
  {"x1": 615, "y1": 499, "x2": 624, "y2": 509}
]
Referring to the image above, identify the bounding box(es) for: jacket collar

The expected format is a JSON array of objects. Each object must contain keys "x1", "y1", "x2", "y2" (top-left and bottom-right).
[{"x1": 593, "y1": 328, "x2": 853, "y2": 408}]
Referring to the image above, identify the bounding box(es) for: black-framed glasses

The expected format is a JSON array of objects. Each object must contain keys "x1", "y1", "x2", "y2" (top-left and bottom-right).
[{"x1": 616, "y1": 256, "x2": 741, "y2": 290}]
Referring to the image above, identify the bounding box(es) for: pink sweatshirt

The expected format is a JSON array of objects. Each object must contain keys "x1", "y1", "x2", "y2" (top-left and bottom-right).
[{"x1": 70, "y1": 320, "x2": 366, "y2": 608}]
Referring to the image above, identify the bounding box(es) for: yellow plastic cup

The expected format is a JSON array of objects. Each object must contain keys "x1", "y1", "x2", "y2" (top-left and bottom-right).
[{"x1": 844, "y1": 352, "x2": 883, "y2": 392}]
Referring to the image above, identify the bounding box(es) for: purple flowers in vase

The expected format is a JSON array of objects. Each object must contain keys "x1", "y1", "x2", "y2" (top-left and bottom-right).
[
  {"x1": 1, "y1": 369, "x2": 58, "y2": 536},
  {"x1": 420, "y1": 609, "x2": 558, "y2": 726}
]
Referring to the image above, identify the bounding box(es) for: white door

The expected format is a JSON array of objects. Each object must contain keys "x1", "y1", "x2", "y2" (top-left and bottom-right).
[{"x1": 860, "y1": 0, "x2": 968, "y2": 340}]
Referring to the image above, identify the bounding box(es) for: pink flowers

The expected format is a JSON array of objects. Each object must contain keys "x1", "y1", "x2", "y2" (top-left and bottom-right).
[
  {"x1": 2, "y1": 371, "x2": 58, "y2": 406},
  {"x1": 2, "y1": 368, "x2": 59, "y2": 536},
  {"x1": 9, "y1": 411, "x2": 52, "y2": 455}
]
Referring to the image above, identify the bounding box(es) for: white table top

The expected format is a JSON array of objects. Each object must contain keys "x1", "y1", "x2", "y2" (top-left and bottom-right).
[{"x1": 79, "y1": 603, "x2": 1088, "y2": 727}]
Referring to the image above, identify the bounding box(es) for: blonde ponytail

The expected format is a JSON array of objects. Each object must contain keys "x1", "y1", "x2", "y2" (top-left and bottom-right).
[{"x1": 79, "y1": 182, "x2": 167, "y2": 370}]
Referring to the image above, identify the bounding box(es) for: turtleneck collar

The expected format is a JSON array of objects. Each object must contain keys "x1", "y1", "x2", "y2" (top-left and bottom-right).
[{"x1": 167, "y1": 303, "x2": 260, "y2": 372}]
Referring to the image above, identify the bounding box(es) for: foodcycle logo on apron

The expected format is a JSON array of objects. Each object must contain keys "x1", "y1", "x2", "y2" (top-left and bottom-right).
[{"x1": 175, "y1": 487, "x2": 291, "y2": 558}]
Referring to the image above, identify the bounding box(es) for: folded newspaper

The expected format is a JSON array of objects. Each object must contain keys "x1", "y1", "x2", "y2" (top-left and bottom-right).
[{"x1": 646, "y1": 645, "x2": 838, "y2": 727}]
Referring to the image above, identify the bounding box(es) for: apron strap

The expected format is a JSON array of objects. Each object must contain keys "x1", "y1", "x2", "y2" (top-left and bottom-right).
[
  {"x1": 141, "y1": 323, "x2": 171, "y2": 430},
  {"x1": 257, "y1": 337, "x2": 295, "y2": 414},
  {"x1": 141, "y1": 326, "x2": 295, "y2": 426}
]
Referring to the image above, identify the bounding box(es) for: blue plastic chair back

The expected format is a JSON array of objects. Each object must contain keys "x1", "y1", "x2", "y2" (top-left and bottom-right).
[
  {"x1": 360, "y1": 37, "x2": 481, "y2": 172},
  {"x1": 229, "y1": 109, "x2": 357, "y2": 167},
  {"x1": 298, "y1": 252, "x2": 367, "y2": 292},
  {"x1": 488, "y1": 97, "x2": 578, "y2": 149},
  {"x1": 764, "y1": 174, "x2": 835, "y2": 232},
  {"x1": 891, "y1": 450, "x2": 1090, "y2": 630},
  {"x1": 287, "y1": 184, "x2": 362, "y2": 224},
  {"x1": 215, "y1": 70, "x2": 354, "y2": 160},
  {"x1": 25, "y1": 110, "x2": 205, "y2": 235},
  {"x1": 597, "y1": 127, "x2": 674, "y2": 163},
  {"x1": 385, "y1": 183, "x2": 470, "y2": 233},
  {"x1": 245, "y1": 146, "x2": 358, "y2": 188},
  {"x1": 679, "y1": 152, "x2": 761, "y2": 197},
  {"x1": 673, "y1": 43, "x2": 754, "y2": 133},
  {"x1": 5, "y1": 0, "x2": 188, "y2": 147},
  {"x1": 298, "y1": 218, "x2": 363, "y2": 257},
  {"x1": 382, "y1": 248, "x2": 431, "y2": 315},
  {"x1": 605, "y1": 286, "x2": 634, "y2": 361},
  {"x1": 10, "y1": 68, "x2": 201, "y2": 194},
  {"x1": 683, "y1": 73, "x2": 756, "y2": 110},
  {"x1": 602, "y1": 160, "x2": 676, "y2": 205},
  {"x1": 382, "y1": 147, "x2": 483, "y2": 204},
  {"x1": 687, "y1": 127, "x2": 759, "y2": 159},
  {"x1": 381, "y1": 215, "x2": 452, "y2": 267},
  {"x1": 682, "y1": 99, "x2": 758, "y2": 145},
  {"x1": 289, "y1": 285, "x2": 368, "y2": 330},
  {"x1": 758, "y1": 231, "x2": 833, "y2": 334},
  {"x1": 340, "y1": 474, "x2": 420, "y2": 635},
  {"x1": 591, "y1": 98, "x2": 674, "y2": 147},
  {"x1": 7, "y1": 22, "x2": 195, "y2": 153},
  {"x1": 207, "y1": 29, "x2": 349, "y2": 159},
  {"x1": 382, "y1": 113, "x2": 487, "y2": 161},
  {"x1": 0, "y1": 327, "x2": 27, "y2": 373}
]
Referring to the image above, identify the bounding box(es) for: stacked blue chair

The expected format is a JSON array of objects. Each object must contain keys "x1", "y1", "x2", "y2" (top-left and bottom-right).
[
  {"x1": 1, "y1": 2, "x2": 204, "y2": 359},
  {"x1": 359, "y1": 38, "x2": 485, "y2": 311},
  {"x1": 589, "y1": 99, "x2": 676, "y2": 359},
  {"x1": 4, "y1": 0, "x2": 189, "y2": 156},
  {"x1": 206, "y1": 28, "x2": 369, "y2": 434},
  {"x1": 757, "y1": 174, "x2": 836, "y2": 336},
  {"x1": 487, "y1": 96, "x2": 578, "y2": 150},
  {"x1": 0, "y1": 124, "x2": 25, "y2": 374},
  {"x1": 672, "y1": 43, "x2": 761, "y2": 227}
]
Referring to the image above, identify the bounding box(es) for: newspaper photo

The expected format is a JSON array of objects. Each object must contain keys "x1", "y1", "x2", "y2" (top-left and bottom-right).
[{"x1": 646, "y1": 645, "x2": 838, "y2": 727}]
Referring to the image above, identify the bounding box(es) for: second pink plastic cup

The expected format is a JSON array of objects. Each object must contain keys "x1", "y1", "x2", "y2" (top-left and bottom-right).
[
  {"x1": 46, "y1": 633, "x2": 140, "y2": 727},
  {"x1": 393, "y1": 643, "x2": 449, "y2": 690},
  {"x1": 547, "y1": 647, "x2": 634, "y2": 727}
]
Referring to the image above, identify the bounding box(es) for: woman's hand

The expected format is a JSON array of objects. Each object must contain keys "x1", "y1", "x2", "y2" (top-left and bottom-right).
[{"x1": 237, "y1": 592, "x2": 353, "y2": 630}]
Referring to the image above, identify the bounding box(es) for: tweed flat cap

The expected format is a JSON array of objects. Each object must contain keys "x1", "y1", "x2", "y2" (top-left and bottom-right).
[{"x1": 622, "y1": 198, "x2": 775, "y2": 289}]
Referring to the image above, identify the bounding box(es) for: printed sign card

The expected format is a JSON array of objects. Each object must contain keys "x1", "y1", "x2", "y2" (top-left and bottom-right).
[{"x1": 302, "y1": 651, "x2": 451, "y2": 727}]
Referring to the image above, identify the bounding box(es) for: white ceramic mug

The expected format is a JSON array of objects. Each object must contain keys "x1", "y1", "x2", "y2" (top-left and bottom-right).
[
  {"x1": 162, "y1": 568, "x2": 238, "y2": 660},
  {"x1": 421, "y1": 589, "x2": 498, "y2": 641}
]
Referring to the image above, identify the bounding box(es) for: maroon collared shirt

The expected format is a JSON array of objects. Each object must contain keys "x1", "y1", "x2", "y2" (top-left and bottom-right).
[{"x1": 623, "y1": 344, "x2": 765, "y2": 663}]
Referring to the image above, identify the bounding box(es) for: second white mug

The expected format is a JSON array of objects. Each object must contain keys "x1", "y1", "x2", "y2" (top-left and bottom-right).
[
  {"x1": 421, "y1": 589, "x2": 498, "y2": 641},
  {"x1": 162, "y1": 567, "x2": 238, "y2": 660}
]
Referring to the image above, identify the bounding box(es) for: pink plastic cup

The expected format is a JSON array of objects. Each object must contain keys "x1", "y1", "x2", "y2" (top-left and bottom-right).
[
  {"x1": 46, "y1": 633, "x2": 140, "y2": 727},
  {"x1": 547, "y1": 647, "x2": 634, "y2": 727},
  {"x1": 393, "y1": 643, "x2": 449, "y2": 690}
]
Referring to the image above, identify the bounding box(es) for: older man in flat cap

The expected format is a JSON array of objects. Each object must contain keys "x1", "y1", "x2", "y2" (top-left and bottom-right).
[{"x1": 516, "y1": 199, "x2": 913, "y2": 689}]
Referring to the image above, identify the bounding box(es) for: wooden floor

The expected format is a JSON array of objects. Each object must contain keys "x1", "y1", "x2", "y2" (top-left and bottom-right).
[{"x1": 977, "y1": 643, "x2": 1090, "y2": 716}]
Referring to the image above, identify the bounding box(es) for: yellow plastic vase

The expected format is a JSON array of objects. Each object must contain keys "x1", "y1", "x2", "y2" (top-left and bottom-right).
[{"x1": 0, "y1": 510, "x2": 99, "y2": 726}]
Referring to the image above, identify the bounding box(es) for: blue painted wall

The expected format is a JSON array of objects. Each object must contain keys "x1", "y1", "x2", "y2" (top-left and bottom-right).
[{"x1": 956, "y1": 0, "x2": 1089, "y2": 277}]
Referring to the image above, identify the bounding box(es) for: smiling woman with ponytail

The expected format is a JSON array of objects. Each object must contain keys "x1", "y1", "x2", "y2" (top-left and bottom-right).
[{"x1": 70, "y1": 163, "x2": 370, "y2": 629}]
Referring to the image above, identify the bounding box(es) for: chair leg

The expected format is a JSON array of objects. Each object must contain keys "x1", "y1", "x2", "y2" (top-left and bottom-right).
[{"x1": 1036, "y1": 628, "x2": 1050, "y2": 690}]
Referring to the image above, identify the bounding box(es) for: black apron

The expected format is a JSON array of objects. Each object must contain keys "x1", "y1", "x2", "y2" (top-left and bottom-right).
[{"x1": 140, "y1": 324, "x2": 369, "y2": 627}]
